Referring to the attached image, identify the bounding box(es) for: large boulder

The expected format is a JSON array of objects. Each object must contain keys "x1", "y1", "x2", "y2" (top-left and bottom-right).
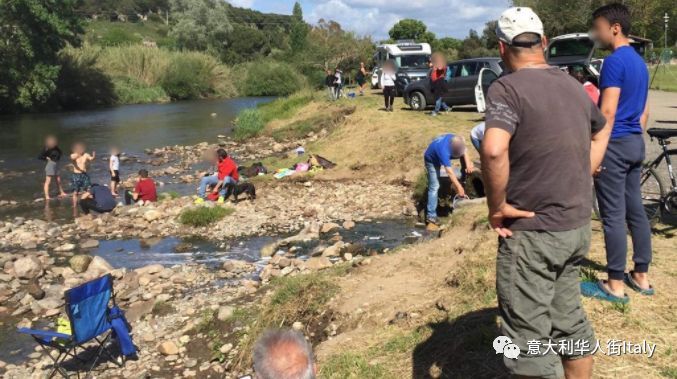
[
  {"x1": 13, "y1": 256, "x2": 43, "y2": 279},
  {"x1": 322, "y1": 241, "x2": 346, "y2": 257},
  {"x1": 321, "y1": 222, "x2": 340, "y2": 234},
  {"x1": 143, "y1": 210, "x2": 163, "y2": 222},
  {"x1": 69, "y1": 255, "x2": 93, "y2": 274},
  {"x1": 135, "y1": 264, "x2": 164, "y2": 276},
  {"x1": 54, "y1": 243, "x2": 76, "y2": 252},
  {"x1": 80, "y1": 239, "x2": 100, "y2": 249}
]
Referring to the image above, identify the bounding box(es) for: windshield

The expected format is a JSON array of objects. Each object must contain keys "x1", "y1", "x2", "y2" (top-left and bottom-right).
[
  {"x1": 548, "y1": 39, "x2": 594, "y2": 57},
  {"x1": 394, "y1": 55, "x2": 430, "y2": 69}
]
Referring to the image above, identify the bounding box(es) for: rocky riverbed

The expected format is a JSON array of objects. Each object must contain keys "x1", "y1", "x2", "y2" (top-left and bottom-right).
[{"x1": 0, "y1": 127, "x2": 425, "y2": 377}]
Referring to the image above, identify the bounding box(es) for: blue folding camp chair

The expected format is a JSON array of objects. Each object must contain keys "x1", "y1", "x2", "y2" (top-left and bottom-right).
[{"x1": 18, "y1": 274, "x2": 124, "y2": 378}]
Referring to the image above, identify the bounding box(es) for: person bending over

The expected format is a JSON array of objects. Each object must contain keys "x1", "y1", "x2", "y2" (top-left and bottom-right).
[
  {"x1": 80, "y1": 184, "x2": 117, "y2": 215},
  {"x1": 253, "y1": 329, "x2": 316, "y2": 379}
]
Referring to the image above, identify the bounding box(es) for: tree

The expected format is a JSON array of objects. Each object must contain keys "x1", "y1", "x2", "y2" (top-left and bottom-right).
[
  {"x1": 431, "y1": 37, "x2": 462, "y2": 60},
  {"x1": 169, "y1": 0, "x2": 232, "y2": 58},
  {"x1": 222, "y1": 25, "x2": 270, "y2": 64},
  {"x1": 0, "y1": 0, "x2": 84, "y2": 113},
  {"x1": 388, "y1": 19, "x2": 435, "y2": 43},
  {"x1": 289, "y1": 1, "x2": 309, "y2": 53},
  {"x1": 482, "y1": 20, "x2": 499, "y2": 50},
  {"x1": 458, "y1": 29, "x2": 496, "y2": 59}
]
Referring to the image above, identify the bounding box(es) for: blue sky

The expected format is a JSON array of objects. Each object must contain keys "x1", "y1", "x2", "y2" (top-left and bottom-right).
[{"x1": 226, "y1": 0, "x2": 512, "y2": 40}]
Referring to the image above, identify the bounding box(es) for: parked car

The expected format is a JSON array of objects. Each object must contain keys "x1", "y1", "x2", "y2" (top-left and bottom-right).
[
  {"x1": 546, "y1": 33, "x2": 600, "y2": 85},
  {"x1": 371, "y1": 67, "x2": 380, "y2": 89},
  {"x1": 403, "y1": 57, "x2": 504, "y2": 111}
]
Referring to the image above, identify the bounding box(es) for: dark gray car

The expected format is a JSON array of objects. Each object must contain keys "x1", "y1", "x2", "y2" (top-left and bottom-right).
[{"x1": 403, "y1": 57, "x2": 503, "y2": 111}]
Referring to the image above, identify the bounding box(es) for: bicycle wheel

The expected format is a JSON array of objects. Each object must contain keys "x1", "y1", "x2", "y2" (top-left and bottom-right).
[{"x1": 640, "y1": 166, "x2": 666, "y2": 224}]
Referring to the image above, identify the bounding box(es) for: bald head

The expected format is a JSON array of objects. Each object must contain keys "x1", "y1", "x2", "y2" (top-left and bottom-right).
[{"x1": 253, "y1": 330, "x2": 315, "y2": 379}]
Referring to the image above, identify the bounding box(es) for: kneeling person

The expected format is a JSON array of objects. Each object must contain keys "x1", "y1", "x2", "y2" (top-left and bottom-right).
[
  {"x1": 125, "y1": 169, "x2": 157, "y2": 205},
  {"x1": 80, "y1": 184, "x2": 117, "y2": 215}
]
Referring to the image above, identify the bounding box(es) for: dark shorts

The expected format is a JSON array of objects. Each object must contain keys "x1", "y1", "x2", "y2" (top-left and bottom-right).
[
  {"x1": 496, "y1": 224, "x2": 595, "y2": 378},
  {"x1": 71, "y1": 173, "x2": 91, "y2": 193},
  {"x1": 111, "y1": 170, "x2": 120, "y2": 183}
]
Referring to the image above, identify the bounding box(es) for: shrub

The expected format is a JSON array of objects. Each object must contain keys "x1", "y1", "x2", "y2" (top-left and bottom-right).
[
  {"x1": 98, "y1": 45, "x2": 170, "y2": 86},
  {"x1": 237, "y1": 61, "x2": 306, "y2": 96},
  {"x1": 233, "y1": 109, "x2": 265, "y2": 140},
  {"x1": 179, "y1": 206, "x2": 233, "y2": 227},
  {"x1": 161, "y1": 53, "x2": 215, "y2": 100},
  {"x1": 99, "y1": 28, "x2": 141, "y2": 46},
  {"x1": 112, "y1": 77, "x2": 168, "y2": 104}
]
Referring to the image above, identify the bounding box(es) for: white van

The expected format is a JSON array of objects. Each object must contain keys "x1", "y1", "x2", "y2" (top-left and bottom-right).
[{"x1": 373, "y1": 40, "x2": 432, "y2": 90}]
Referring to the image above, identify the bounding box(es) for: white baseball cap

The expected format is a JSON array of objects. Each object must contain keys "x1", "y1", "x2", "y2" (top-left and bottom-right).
[{"x1": 496, "y1": 7, "x2": 544, "y2": 45}]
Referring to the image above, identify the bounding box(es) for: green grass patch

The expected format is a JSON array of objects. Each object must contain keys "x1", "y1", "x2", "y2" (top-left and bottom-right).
[
  {"x1": 258, "y1": 91, "x2": 314, "y2": 123},
  {"x1": 649, "y1": 65, "x2": 677, "y2": 92},
  {"x1": 235, "y1": 273, "x2": 339, "y2": 370},
  {"x1": 85, "y1": 19, "x2": 174, "y2": 48},
  {"x1": 234, "y1": 108, "x2": 265, "y2": 141},
  {"x1": 179, "y1": 206, "x2": 233, "y2": 227},
  {"x1": 580, "y1": 267, "x2": 598, "y2": 283},
  {"x1": 320, "y1": 352, "x2": 390, "y2": 379},
  {"x1": 158, "y1": 191, "x2": 181, "y2": 201},
  {"x1": 112, "y1": 77, "x2": 168, "y2": 104}
]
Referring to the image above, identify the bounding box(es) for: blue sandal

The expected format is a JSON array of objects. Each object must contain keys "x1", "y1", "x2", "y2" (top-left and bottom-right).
[
  {"x1": 624, "y1": 271, "x2": 655, "y2": 296},
  {"x1": 581, "y1": 280, "x2": 629, "y2": 304}
]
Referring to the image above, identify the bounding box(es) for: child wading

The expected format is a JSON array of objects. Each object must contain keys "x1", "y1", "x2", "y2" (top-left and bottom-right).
[
  {"x1": 109, "y1": 147, "x2": 121, "y2": 196},
  {"x1": 70, "y1": 143, "x2": 95, "y2": 206},
  {"x1": 38, "y1": 135, "x2": 68, "y2": 200}
]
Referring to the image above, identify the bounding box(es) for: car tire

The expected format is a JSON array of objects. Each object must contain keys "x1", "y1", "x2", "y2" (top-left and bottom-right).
[{"x1": 409, "y1": 92, "x2": 427, "y2": 111}]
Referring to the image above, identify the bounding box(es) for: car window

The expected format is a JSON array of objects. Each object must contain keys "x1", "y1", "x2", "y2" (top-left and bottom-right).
[
  {"x1": 481, "y1": 69, "x2": 499, "y2": 86},
  {"x1": 458, "y1": 62, "x2": 478, "y2": 77},
  {"x1": 447, "y1": 64, "x2": 459, "y2": 78}
]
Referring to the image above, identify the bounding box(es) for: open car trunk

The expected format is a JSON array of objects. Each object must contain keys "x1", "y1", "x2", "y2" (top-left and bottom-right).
[{"x1": 546, "y1": 33, "x2": 596, "y2": 66}]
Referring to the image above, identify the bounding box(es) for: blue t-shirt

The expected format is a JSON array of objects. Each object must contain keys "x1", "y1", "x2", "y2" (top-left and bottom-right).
[
  {"x1": 424, "y1": 134, "x2": 456, "y2": 167},
  {"x1": 599, "y1": 46, "x2": 648, "y2": 139},
  {"x1": 91, "y1": 185, "x2": 116, "y2": 211}
]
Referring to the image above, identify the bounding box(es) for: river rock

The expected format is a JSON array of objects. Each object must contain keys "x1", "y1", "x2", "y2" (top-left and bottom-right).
[
  {"x1": 143, "y1": 210, "x2": 163, "y2": 222},
  {"x1": 222, "y1": 260, "x2": 252, "y2": 273},
  {"x1": 321, "y1": 222, "x2": 340, "y2": 233},
  {"x1": 27, "y1": 278, "x2": 45, "y2": 300},
  {"x1": 80, "y1": 239, "x2": 100, "y2": 249},
  {"x1": 217, "y1": 305, "x2": 234, "y2": 321},
  {"x1": 135, "y1": 264, "x2": 164, "y2": 276},
  {"x1": 219, "y1": 343, "x2": 233, "y2": 354},
  {"x1": 85, "y1": 256, "x2": 114, "y2": 276},
  {"x1": 322, "y1": 241, "x2": 346, "y2": 257},
  {"x1": 342, "y1": 220, "x2": 356, "y2": 230},
  {"x1": 13, "y1": 256, "x2": 43, "y2": 279},
  {"x1": 158, "y1": 341, "x2": 179, "y2": 356},
  {"x1": 69, "y1": 255, "x2": 93, "y2": 273},
  {"x1": 305, "y1": 257, "x2": 332, "y2": 271},
  {"x1": 55, "y1": 243, "x2": 76, "y2": 252}
]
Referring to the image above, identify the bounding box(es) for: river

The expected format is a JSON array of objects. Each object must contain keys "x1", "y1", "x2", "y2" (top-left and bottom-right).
[{"x1": 0, "y1": 97, "x2": 274, "y2": 222}]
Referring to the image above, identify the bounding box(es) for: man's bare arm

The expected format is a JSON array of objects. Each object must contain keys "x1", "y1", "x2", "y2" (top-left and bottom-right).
[
  {"x1": 444, "y1": 166, "x2": 465, "y2": 197},
  {"x1": 592, "y1": 88, "x2": 620, "y2": 174},
  {"x1": 481, "y1": 128, "x2": 511, "y2": 211}
]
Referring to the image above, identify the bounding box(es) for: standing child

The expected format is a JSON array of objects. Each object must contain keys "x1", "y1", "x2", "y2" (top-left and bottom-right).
[
  {"x1": 70, "y1": 142, "x2": 95, "y2": 205},
  {"x1": 381, "y1": 60, "x2": 397, "y2": 112},
  {"x1": 109, "y1": 147, "x2": 121, "y2": 196},
  {"x1": 38, "y1": 135, "x2": 68, "y2": 200},
  {"x1": 430, "y1": 53, "x2": 453, "y2": 116}
]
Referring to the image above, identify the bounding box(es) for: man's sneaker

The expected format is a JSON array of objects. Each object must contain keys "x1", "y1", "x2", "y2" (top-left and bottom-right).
[
  {"x1": 217, "y1": 196, "x2": 225, "y2": 204},
  {"x1": 194, "y1": 197, "x2": 205, "y2": 205},
  {"x1": 430, "y1": 112, "x2": 439, "y2": 117},
  {"x1": 426, "y1": 222, "x2": 440, "y2": 232}
]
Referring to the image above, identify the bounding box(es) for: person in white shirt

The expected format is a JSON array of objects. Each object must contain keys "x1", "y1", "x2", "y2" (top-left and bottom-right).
[
  {"x1": 380, "y1": 60, "x2": 397, "y2": 112},
  {"x1": 109, "y1": 147, "x2": 121, "y2": 196},
  {"x1": 470, "y1": 122, "x2": 485, "y2": 153},
  {"x1": 333, "y1": 68, "x2": 343, "y2": 100}
]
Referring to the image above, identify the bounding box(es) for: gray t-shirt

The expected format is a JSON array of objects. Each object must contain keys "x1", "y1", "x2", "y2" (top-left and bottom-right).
[{"x1": 485, "y1": 67, "x2": 606, "y2": 232}]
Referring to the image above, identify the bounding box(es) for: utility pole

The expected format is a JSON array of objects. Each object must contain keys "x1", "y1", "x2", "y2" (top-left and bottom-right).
[{"x1": 664, "y1": 12, "x2": 669, "y2": 50}]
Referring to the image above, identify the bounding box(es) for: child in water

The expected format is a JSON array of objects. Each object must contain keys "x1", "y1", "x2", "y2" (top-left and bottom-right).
[
  {"x1": 38, "y1": 135, "x2": 68, "y2": 200},
  {"x1": 70, "y1": 142, "x2": 95, "y2": 204},
  {"x1": 109, "y1": 147, "x2": 121, "y2": 196}
]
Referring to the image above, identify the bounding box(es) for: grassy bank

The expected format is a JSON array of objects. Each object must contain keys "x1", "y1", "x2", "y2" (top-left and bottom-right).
[{"x1": 649, "y1": 64, "x2": 677, "y2": 92}]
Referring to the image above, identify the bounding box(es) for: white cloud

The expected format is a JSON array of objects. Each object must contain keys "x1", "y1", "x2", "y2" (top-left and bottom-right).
[
  {"x1": 227, "y1": 0, "x2": 255, "y2": 8},
  {"x1": 306, "y1": 0, "x2": 510, "y2": 40}
]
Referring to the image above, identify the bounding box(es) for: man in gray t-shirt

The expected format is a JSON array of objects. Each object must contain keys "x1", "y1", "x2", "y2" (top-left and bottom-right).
[{"x1": 481, "y1": 7, "x2": 610, "y2": 379}]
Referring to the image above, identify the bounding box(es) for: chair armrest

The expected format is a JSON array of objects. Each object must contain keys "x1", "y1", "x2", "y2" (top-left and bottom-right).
[{"x1": 17, "y1": 328, "x2": 71, "y2": 342}]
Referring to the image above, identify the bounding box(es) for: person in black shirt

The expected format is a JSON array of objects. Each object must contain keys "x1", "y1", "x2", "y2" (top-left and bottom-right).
[
  {"x1": 38, "y1": 135, "x2": 67, "y2": 200},
  {"x1": 324, "y1": 69, "x2": 335, "y2": 100}
]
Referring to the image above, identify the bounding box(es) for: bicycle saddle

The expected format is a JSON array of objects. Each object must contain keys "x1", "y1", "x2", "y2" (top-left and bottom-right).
[{"x1": 646, "y1": 128, "x2": 677, "y2": 139}]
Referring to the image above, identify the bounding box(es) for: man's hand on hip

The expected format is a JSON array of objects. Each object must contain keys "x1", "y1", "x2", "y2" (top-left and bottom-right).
[{"x1": 489, "y1": 203, "x2": 535, "y2": 238}]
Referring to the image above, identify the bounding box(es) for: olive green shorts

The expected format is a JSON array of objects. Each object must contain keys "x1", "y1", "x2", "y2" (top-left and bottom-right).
[{"x1": 496, "y1": 223, "x2": 595, "y2": 379}]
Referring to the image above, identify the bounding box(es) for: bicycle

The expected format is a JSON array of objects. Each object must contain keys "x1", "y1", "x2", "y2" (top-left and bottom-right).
[{"x1": 640, "y1": 128, "x2": 677, "y2": 223}]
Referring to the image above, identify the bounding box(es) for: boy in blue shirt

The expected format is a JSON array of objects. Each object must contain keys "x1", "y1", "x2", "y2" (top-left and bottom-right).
[
  {"x1": 423, "y1": 134, "x2": 473, "y2": 228},
  {"x1": 583, "y1": 3, "x2": 653, "y2": 303}
]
